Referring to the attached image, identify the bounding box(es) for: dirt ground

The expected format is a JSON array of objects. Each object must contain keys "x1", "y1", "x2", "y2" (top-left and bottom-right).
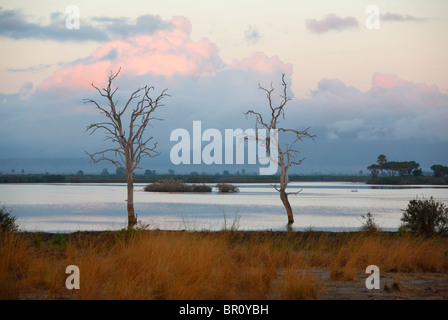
[
  {"x1": 16, "y1": 270, "x2": 448, "y2": 300},
  {"x1": 315, "y1": 270, "x2": 448, "y2": 300}
]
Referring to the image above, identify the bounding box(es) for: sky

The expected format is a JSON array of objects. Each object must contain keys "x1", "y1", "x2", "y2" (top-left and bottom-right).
[{"x1": 0, "y1": 0, "x2": 447, "y2": 174}]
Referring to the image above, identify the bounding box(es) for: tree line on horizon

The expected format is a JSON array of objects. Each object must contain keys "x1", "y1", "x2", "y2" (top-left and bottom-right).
[{"x1": 367, "y1": 154, "x2": 448, "y2": 178}]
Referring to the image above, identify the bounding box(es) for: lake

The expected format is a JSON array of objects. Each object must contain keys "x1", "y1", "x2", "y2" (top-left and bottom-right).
[{"x1": 1, "y1": 182, "x2": 447, "y2": 232}]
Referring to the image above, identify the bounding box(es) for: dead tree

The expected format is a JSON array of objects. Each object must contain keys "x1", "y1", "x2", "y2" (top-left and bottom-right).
[
  {"x1": 245, "y1": 74, "x2": 315, "y2": 226},
  {"x1": 84, "y1": 68, "x2": 169, "y2": 229}
]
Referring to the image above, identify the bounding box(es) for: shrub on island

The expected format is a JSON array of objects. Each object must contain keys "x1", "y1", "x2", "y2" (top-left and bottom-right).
[
  {"x1": 144, "y1": 178, "x2": 212, "y2": 193},
  {"x1": 216, "y1": 183, "x2": 239, "y2": 193}
]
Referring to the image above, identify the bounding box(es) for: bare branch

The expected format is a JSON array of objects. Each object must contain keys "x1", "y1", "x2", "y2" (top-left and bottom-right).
[
  {"x1": 286, "y1": 189, "x2": 302, "y2": 196},
  {"x1": 85, "y1": 68, "x2": 168, "y2": 176}
]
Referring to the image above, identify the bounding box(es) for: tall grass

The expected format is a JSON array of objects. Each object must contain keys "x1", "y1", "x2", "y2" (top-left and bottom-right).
[
  {"x1": 0, "y1": 231, "x2": 66, "y2": 299},
  {"x1": 327, "y1": 233, "x2": 448, "y2": 280},
  {"x1": 1, "y1": 230, "x2": 447, "y2": 300}
]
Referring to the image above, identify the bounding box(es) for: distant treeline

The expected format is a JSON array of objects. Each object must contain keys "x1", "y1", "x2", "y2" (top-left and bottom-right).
[
  {"x1": 366, "y1": 154, "x2": 448, "y2": 185},
  {"x1": 0, "y1": 174, "x2": 67, "y2": 183},
  {"x1": 0, "y1": 173, "x2": 369, "y2": 184},
  {"x1": 431, "y1": 165, "x2": 448, "y2": 177}
]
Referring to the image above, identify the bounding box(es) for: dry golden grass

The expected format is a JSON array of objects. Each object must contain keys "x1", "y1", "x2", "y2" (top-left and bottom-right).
[
  {"x1": 327, "y1": 233, "x2": 448, "y2": 281},
  {"x1": 1, "y1": 230, "x2": 447, "y2": 300}
]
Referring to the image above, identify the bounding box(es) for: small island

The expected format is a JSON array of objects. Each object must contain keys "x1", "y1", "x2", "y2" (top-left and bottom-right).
[{"x1": 143, "y1": 178, "x2": 212, "y2": 192}]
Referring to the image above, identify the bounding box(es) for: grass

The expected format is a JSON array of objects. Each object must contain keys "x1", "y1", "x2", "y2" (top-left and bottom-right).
[
  {"x1": 1, "y1": 230, "x2": 447, "y2": 300},
  {"x1": 327, "y1": 234, "x2": 448, "y2": 280}
]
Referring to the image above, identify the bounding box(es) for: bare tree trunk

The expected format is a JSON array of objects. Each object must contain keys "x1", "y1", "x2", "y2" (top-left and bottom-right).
[
  {"x1": 127, "y1": 174, "x2": 137, "y2": 229},
  {"x1": 278, "y1": 154, "x2": 294, "y2": 225},
  {"x1": 280, "y1": 188, "x2": 294, "y2": 225}
]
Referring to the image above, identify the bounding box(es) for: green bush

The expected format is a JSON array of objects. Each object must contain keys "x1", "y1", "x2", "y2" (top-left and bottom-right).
[
  {"x1": 0, "y1": 205, "x2": 18, "y2": 232},
  {"x1": 400, "y1": 196, "x2": 448, "y2": 235},
  {"x1": 50, "y1": 234, "x2": 67, "y2": 248}
]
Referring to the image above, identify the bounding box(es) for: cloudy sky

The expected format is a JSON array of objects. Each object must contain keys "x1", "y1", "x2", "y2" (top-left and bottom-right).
[{"x1": 0, "y1": 0, "x2": 447, "y2": 174}]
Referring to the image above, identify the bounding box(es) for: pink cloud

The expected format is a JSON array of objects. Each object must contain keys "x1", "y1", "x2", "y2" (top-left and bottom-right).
[
  {"x1": 39, "y1": 16, "x2": 221, "y2": 94},
  {"x1": 39, "y1": 16, "x2": 292, "y2": 96},
  {"x1": 226, "y1": 52, "x2": 293, "y2": 75},
  {"x1": 371, "y1": 72, "x2": 444, "y2": 105},
  {"x1": 371, "y1": 72, "x2": 413, "y2": 90}
]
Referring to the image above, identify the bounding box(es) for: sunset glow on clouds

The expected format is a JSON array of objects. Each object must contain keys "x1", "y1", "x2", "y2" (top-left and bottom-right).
[
  {"x1": 39, "y1": 16, "x2": 221, "y2": 93},
  {"x1": 38, "y1": 15, "x2": 293, "y2": 96}
]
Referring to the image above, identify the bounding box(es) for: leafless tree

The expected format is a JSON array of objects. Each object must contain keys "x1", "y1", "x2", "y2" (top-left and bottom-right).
[
  {"x1": 245, "y1": 74, "x2": 315, "y2": 226},
  {"x1": 84, "y1": 68, "x2": 169, "y2": 229}
]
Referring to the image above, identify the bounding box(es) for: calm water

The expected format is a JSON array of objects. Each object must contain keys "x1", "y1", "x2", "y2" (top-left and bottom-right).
[{"x1": 1, "y1": 182, "x2": 447, "y2": 232}]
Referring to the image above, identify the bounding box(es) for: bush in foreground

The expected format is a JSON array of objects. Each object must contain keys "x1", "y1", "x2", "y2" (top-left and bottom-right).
[
  {"x1": 144, "y1": 178, "x2": 212, "y2": 193},
  {"x1": 0, "y1": 205, "x2": 18, "y2": 232},
  {"x1": 359, "y1": 212, "x2": 380, "y2": 234},
  {"x1": 400, "y1": 196, "x2": 448, "y2": 235}
]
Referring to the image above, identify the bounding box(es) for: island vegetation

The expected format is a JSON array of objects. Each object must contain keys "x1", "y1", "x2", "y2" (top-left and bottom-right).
[
  {"x1": 216, "y1": 183, "x2": 240, "y2": 193},
  {"x1": 143, "y1": 178, "x2": 212, "y2": 193}
]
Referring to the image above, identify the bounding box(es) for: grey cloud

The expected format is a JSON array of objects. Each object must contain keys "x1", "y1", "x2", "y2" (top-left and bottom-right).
[
  {"x1": 91, "y1": 14, "x2": 173, "y2": 38},
  {"x1": 294, "y1": 76, "x2": 448, "y2": 142},
  {"x1": 305, "y1": 14, "x2": 359, "y2": 34},
  {"x1": 0, "y1": 7, "x2": 108, "y2": 42},
  {"x1": 100, "y1": 49, "x2": 118, "y2": 61},
  {"x1": 381, "y1": 12, "x2": 427, "y2": 23},
  {"x1": 0, "y1": 7, "x2": 172, "y2": 42},
  {"x1": 244, "y1": 25, "x2": 262, "y2": 44},
  {"x1": 7, "y1": 55, "x2": 98, "y2": 73},
  {"x1": 7, "y1": 63, "x2": 54, "y2": 73},
  {"x1": 19, "y1": 81, "x2": 33, "y2": 99}
]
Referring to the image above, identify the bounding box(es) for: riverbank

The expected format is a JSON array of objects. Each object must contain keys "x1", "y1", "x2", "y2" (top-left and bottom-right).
[{"x1": 2, "y1": 230, "x2": 447, "y2": 300}]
